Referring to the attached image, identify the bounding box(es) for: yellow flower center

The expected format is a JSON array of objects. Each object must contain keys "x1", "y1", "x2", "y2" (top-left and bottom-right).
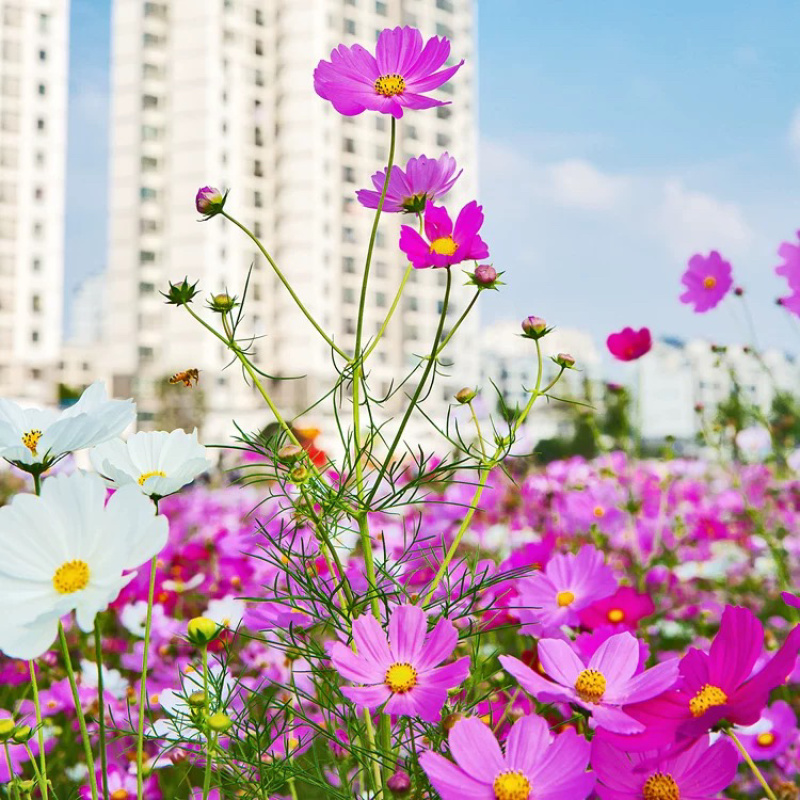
[
  {"x1": 756, "y1": 731, "x2": 776, "y2": 747},
  {"x1": 21, "y1": 429, "x2": 42, "y2": 456},
  {"x1": 52, "y1": 560, "x2": 90, "y2": 594},
  {"x1": 374, "y1": 73, "x2": 406, "y2": 97},
  {"x1": 575, "y1": 668, "x2": 606, "y2": 703},
  {"x1": 111, "y1": 790, "x2": 129, "y2": 800},
  {"x1": 703, "y1": 276, "x2": 717, "y2": 289},
  {"x1": 688, "y1": 684, "x2": 728, "y2": 717},
  {"x1": 556, "y1": 590, "x2": 575, "y2": 607},
  {"x1": 493, "y1": 770, "x2": 531, "y2": 800},
  {"x1": 607, "y1": 608, "x2": 625, "y2": 623},
  {"x1": 593, "y1": 505, "x2": 605, "y2": 518},
  {"x1": 642, "y1": 772, "x2": 680, "y2": 800},
  {"x1": 138, "y1": 470, "x2": 166, "y2": 486},
  {"x1": 384, "y1": 662, "x2": 417, "y2": 694},
  {"x1": 429, "y1": 235, "x2": 458, "y2": 256}
]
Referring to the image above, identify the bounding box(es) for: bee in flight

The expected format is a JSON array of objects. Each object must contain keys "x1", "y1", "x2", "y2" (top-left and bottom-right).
[{"x1": 169, "y1": 368, "x2": 200, "y2": 388}]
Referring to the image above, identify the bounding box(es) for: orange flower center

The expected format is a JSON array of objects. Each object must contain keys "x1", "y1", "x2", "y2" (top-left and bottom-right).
[
  {"x1": 688, "y1": 683, "x2": 728, "y2": 717},
  {"x1": 556, "y1": 590, "x2": 575, "y2": 607},
  {"x1": 642, "y1": 772, "x2": 680, "y2": 800},
  {"x1": 493, "y1": 770, "x2": 531, "y2": 800},
  {"x1": 756, "y1": 732, "x2": 776, "y2": 747},
  {"x1": 385, "y1": 662, "x2": 417, "y2": 694},
  {"x1": 111, "y1": 791, "x2": 129, "y2": 800},
  {"x1": 53, "y1": 560, "x2": 90, "y2": 594},
  {"x1": 593, "y1": 505, "x2": 605, "y2": 518},
  {"x1": 703, "y1": 276, "x2": 717, "y2": 289},
  {"x1": 429, "y1": 235, "x2": 458, "y2": 256},
  {"x1": 607, "y1": 608, "x2": 625, "y2": 623},
  {"x1": 574, "y1": 668, "x2": 606, "y2": 703},
  {"x1": 374, "y1": 73, "x2": 406, "y2": 97},
  {"x1": 21, "y1": 429, "x2": 42, "y2": 456}
]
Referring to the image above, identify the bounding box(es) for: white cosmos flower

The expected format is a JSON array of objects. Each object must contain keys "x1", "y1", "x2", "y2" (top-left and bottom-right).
[
  {"x1": 0, "y1": 382, "x2": 135, "y2": 470},
  {"x1": 0, "y1": 471, "x2": 168, "y2": 660},
  {"x1": 90, "y1": 429, "x2": 210, "y2": 498}
]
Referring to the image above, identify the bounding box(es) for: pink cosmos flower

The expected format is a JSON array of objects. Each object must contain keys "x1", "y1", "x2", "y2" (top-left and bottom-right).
[
  {"x1": 601, "y1": 606, "x2": 800, "y2": 750},
  {"x1": 356, "y1": 153, "x2": 462, "y2": 213},
  {"x1": 679, "y1": 251, "x2": 733, "y2": 312},
  {"x1": 314, "y1": 27, "x2": 463, "y2": 118},
  {"x1": 782, "y1": 591, "x2": 800, "y2": 610},
  {"x1": 592, "y1": 735, "x2": 738, "y2": 800},
  {"x1": 775, "y1": 230, "x2": 800, "y2": 289},
  {"x1": 735, "y1": 700, "x2": 797, "y2": 761},
  {"x1": 399, "y1": 201, "x2": 489, "y2": 269},
  {"x1": 328, "y1": 604, "x2": 469, "y2": 722},
  {"x1": 500, "y1": 632, "x2": 680, "y2": 734},
  {"x1": 578, "y1": 586, "x2": 656, "y2": 631},
  {"x1": 419, "y1": 715, "x2": 595, "y2": 800},
  {"x1": 606, "y1": 327, "x2": 652, "y2": 361},
  {"x1": 512, "y1": 545, "x2": 617, "y2": 634},
  {"x1": 80, "y1": 765, "x2": 160, "y2": 800}
]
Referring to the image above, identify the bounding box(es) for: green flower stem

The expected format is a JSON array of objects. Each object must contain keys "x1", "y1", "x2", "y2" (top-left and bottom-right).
[
  {"x1": 468, "y1": 400, "x2": 488, "y2": 462},
  {"x1": 27, "y1": 661, "x2": 48, "y2": 800},
  {"x1": 58, "y1": 621, "x2": 98, "y2": 800},
  {"x1": 424, "y1": 339, "x2": 556, "y2": 604},
  {"x1": 221, "y1": 211, "x2": 347, "y2": 359},
  {"x1": 365, "y1": 269, "x2": 453, "y2": 509},
  {"x1": 93, "y1": 619, "x2": 109, "y2": 800},
  {"x1": 201, "y1": 646, "x2": 214, "y2": 800},
  {"x1": 726, "y1": 729, "x2": 777, "y2": 800},
  {"x1": 22, "y1": 744, "x2": 43, "y2": 787},
  {"x1": 4, "y1": 742, "x2": 21, "y2": 800},
  {"x1": 136, "y1": 555, "x2": 158, "y2": 800},
  {"x1": 432, "y1": 289, "x2": 480, "y2": 358},
  {"x1": 362, "y1": 261, "x2": 413, "y2": 362},
  {"x1": 361, "y1": 709, "x2": 383, "y2": 796}
]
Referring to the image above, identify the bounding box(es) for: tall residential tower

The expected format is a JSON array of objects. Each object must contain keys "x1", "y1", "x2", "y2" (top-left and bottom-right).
[{"x1": 106, "y1": 0, "x2": 478, "y2": 445}]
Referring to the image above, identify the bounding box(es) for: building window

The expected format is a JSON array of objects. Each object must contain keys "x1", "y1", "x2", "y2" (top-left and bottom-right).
[
  {"x1": 255, "y1": 8, "x2": 264, "y2": 25},
  {"x1": 31, "y1": 295, "x2": 41, "y2": 313},
  {"x1": 143, "y1": 33, "x2": 163, "y2": 48},
  {"x1": 140, "y1": 187, "x2": 158, "y2": 201},
  {"x1": 138, "y1": 346, "x2": 154, "y2": 360},
  {"x1": 38, "y1": 49, "x2": 47, "y2": 62},
  {"x1": 406, "y1": 125, "x2": 417, "y2": 140},
  {"x1": 343, "y1": 257, "x2": 356, "y2": 273},
  {"x1": 35, "y1": 151, "x2": 45, "y2": 167},
  {"x1": 33, "y1": 222, "x2": 43, "y2": 239},
  {"x1": 38, "y1": 12, "x2": 49, "y2": 31},
  {"x1": 38, "y1": 83, "x2": 47, "y2": 96},
  {"x1": 254, "y1": 69, "x2": 265, "y2": 87},
  {"x1": 254, "y1": 39, "x2": 264, "y2": 55},
  {"x1": 33, "y1": 186, "x2": 44, "y2": 201},
  {"x1": 435, "y1": 23, "x2": 454, "y2": 38},
  {"x1": 343, "y1": 138, "x2": 356, "y2": 154},
  {"x1": 36, "y1": 118, "x2": 46, "y2": 132},
  {"x1": 253, "y1": 191, "x2": 263, "y2": 208},
  {"x1": 139, "y1": 282, "x2": 155, "y2": 294},
  {"x1": 32, "y1": 257, "x2": 41, "y2": 272},
  {"x1": 139, "y1": 251, "x2": 156, "y2": 264},
  {"x1": 375, "y1": 291, "x2": 387, "y2": 307},
  {"x1": 436, "y1": 133, "x2": 451, "y2": 147},
  {"x1": 436, "y1": 106, "x2": 452, "y2": 120},
  {"x1": 140, "y1": 218, "x2": 160, "y2": 233},
  {"x1": 344, "y1": 19, "x2": 356, "y2": 35},
  {"x1": 144, "y1": 2, "x2": 167, "y2": 18},
  {"x1": 375, "y1": 1, "x2": 387, "y2": 14},
  {"x1": 343, "y1": 227, "x2": 356, "y2": 243},
  {"x1": 141, "y1": 156, "x2": 158, "y2": 171},
  {"x1": 436, "y1": 0, "x2": 454, "y2": 11},
  {"x1": 342, "y1": 166, "x2": 356, "y2": 183},
  {"x1": 31, "y1": 330, "x2": 40, "y2": 343},
  {"x1": 143, "y1": 63, "x2": 164, "y2": 80},
  {"x1": 343, "y1": 287, "x2": 355, "y2": 304},
  {"x1": 253, "y1": 160, "x2": 263, "y2": 177},
  {"x1": 142, "y1": 125, "x2": 162, "y2": 140},
  {"x1": 142, "y1": 95, "x2": 160, "y2": 109}
]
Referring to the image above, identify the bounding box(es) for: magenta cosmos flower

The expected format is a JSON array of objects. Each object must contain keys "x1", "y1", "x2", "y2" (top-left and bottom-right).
[
  {"x1": 512, "y1": 545, "x2": 617, "y2": 634},
  {"x1": 578, "y1": 586, "x2": 656, "y2": 631},
  {"x1": 735, "y1": 700, "x2": 797, "y2": 761},
  {"x1": 314, "y1": 27, "x2": 463, "y2": 118},
  {"x1": 356, "y1": 153, "x2": 462, "y2": 213},
  {"x1": 606, "y1": 327, "x2": 652, "y2": 362},
  {"x1": 775, "y1": 230, "x2": 800, "y2": 290},
  {"x1": 592, "y1": 735, "x2": 738, "y2": 800},
  {"x1": 603, "y1": 606, "x2": 800, "y2": 750},
  {"x1": 328, "y1": 604, "x2": 468, "y2": 722},
  {"x1": 195, "y1": 186, "x2": 226, "y2": 218},
  {"x1": 500, "y1": 632, "x2": 679, "y2": 734},
  {"x1": 679, "y1": 251, "x2": 733, "y2": 312},
  {"x1": 399, "y1": 201, "x2": 489, "y2": 269},
  {"x1": 419, "y1": 715, "x2": 595, "y2": 800}
]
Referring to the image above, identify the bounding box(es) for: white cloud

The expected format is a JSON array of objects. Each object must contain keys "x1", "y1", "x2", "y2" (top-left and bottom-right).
[
  {"x1": 546, "y1": 159, "x2": 630, "y2": 211},
  {"x1": 789, "y1": 107, "x2": 800, "y2": 163},
  {"x1": 655, "y1": 179, "x2": 753, "y2": 258}
]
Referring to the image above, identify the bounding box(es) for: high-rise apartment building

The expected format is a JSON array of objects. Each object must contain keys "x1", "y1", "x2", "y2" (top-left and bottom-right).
[
  {"x1": 0, "y1": 1, "x2": 68, "y2": 402},
  {"x1": 105, "y1": 0, "x2": 478, "y2": 446}
]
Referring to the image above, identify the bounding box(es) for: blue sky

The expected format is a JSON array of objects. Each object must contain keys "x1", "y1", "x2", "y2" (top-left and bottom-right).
[{"x1": 67, "y1": 0, "x2": 800, "y2": 351}]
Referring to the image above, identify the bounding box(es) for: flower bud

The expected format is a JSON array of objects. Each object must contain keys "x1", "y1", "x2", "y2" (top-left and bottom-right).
[
  {"x1": 162, "y1": 277, "x2": 200, "y2": 306},
  {"x1": 289, "y1": 465, "x2": 309, "y2": 484},
  {"x1": 554, "y1": 353, "x2": 575, "y2": 369},
  {"x1": 207, "y1": 712, "x2": 233, "y2": 733},
  {"x1": 195, "y1": 186, "x2": 227, "y2": 218},
  {"x1": 0, "y1": 718, "x2": 15, "y2": 741},
  {"x1": 734, "y1": 286, "x2": 744, "y2": 296},
  {"x1": 387, "y1": 769, "x2": 411, "y2": 795},
  {"x1": 277, "y1": 444, "x2": 304, "y2": 463},
  {"x1": 521, "y1": 316, "x2": 550, "y2": 339},
  {"x1": 187, "y1": 616, "x2": 221, "y2": 647},
  {"x1": 187, "y1": 691, "x2": 207, "y2": 708},
  {"x1": 17, "y1": 779, "x2": 35, "y2": 793},
  {"x1": 442, "y1": 712, "x2": 464, "y2": 732},
  {"x1": 11, "y1": 725, "x2": 32, "y2": 744},
  {"x1": 207, "y1": 293, "x2": 239, "y2": 314},
  {"x1": 473, "y1": 264, "x2": 497, "y2": 286},
  {"x1": 454, "y1": 387, "x2": 477, "y2": 404}
]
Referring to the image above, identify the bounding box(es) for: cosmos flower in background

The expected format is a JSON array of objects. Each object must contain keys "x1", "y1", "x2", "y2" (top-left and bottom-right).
[
  {"x1": 356, "y1": 153, "x2": 462, "y2": 213},
  {"x1": 399, "y1": 201, "x2": 490, "y2": 269},
  {"x1": 775, "y1": 230, "x2": 800, "y2": 316},
  {"x1": 679, "y1": 251, "x2": 734, "y2": 312},
  {"x1": 734, "y1": 700, "x2": 798, "y2": 761},
  {"x1": 314, "y1": 26, "x2": 463, "y2": 118},
  {"x1": 419, "y1": 715, "x2": 595, "y2": 800},
  {"x1": 606, "y1": 327, "x2": 652, "y2": 361},
  {"x1": 328, "y1": 604, "x2": 469, "y2": 722},
  {"x1": 0, "y1": 472, "x2": 167, "y2": 659},
  {"x1": 500, "y1": 632, "x2": 680, "y2": 733},
  {"x1": 591, "y1": 735, "x2": 738, "y2": 800},
  {"x1": 0, "y1": 382, "x2": 135, "y2": 472},
  {"x1": 578, "y1": 586, "x2": 656, "y2": 631},
  {"x1": 90, "y1": 429, "x2": 211, "y2": 499}
]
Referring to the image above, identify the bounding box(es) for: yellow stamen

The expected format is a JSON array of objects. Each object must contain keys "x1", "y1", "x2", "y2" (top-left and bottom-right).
[
  {"x1": 593, "y1": 505, "x2": 605, "y2": 518},
  {"x1": 138, "y1": 470, "x2": 166, "y2": 486},
  {"x1": 21, "y1": 429, "x2": 42, "y2": 457},
  {"x1": 374, "y1": 73, "x2": 405, "y2": 97},
  {"x1": 556, "y1": 590, "x2": 575, "y2": 607},
  {"x1": 607, "y1": 608, "x2": 625, "y2": 623},
  {"x1": 385, "y1": 662, "x2": 417, "y2": 694},
  {"x1": 703, "y1": 276, "x2": 717, "y2": 289},
  {"x1": 756, "y1": 731, "x2": 776, "y2": 747},
  {"x1": 688, "y1": 683, "x2": 728, "y2": 717},
  {"x1": 429, "y1": 235, "x2": 458, "y2": 256},
  {"x1": 53, "y1": 560, "x2": 90, "y2": 594},
  {"x1": 575, "y1": 668, "x2": 606, "y2": 703},
  {"x1": 111, "y1": 791, "x2": 129, "y2": 800},
  {"x1": 642, "y1": 772, "x2": 680, "y2": 800},
  {"x1": 492, "y1": 770, "x2": 531, "y2": 800}
]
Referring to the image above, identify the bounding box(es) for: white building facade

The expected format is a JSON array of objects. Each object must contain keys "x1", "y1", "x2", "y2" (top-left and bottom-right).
[
  {"x1": 0, "y1": 0, "x2": 68, "y2": 402},
  {"x1": 105, "y1": 0, "x2": 478, "y2": 447}
]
